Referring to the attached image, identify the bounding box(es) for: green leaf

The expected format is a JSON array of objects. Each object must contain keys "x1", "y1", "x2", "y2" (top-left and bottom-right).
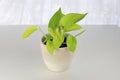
[
  {"x1": 22, "y1": 26, "x2": 38, "y2": 39},
  {"x1": 75, "y1": 30, "x2": 86, "y2": 37},
  {"x1": 48, "y1": 8, "x2": 62, "y2": 37},
  {"x1": 60, "y1": 13, "x2": 88, "y2": 27},
  {"x1": 53, "y1": 37, "x2": 62, "y2": 49},
  {"x1": 48, "y1": 28, "x2": 64, "y2": 49},
  {"x1": 46, "y1": 40, "x2": 54, "y2": 55},
  {"x1": 53, "y1": 27, "x2": 64, "y2": 49},
  {"x1": 48, "y1": 8, "x2": 65, "y2": 50},
  {"x1": 64, "y1": 24, "x2": 82, "y2": 32},
  {"x1": 48, "y1": 8, "x2": 64, "y2": 49},
  {"x1": 67, "y1": 34, "x2": 77, "y2": 52}
]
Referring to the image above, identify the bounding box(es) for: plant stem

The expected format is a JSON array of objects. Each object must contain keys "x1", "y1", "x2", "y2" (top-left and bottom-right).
[
  {"x1": 75, "y1": 30, "x2": 86, "y2": 37},
  {"x1": 38, "y1": 26, "x2": 46, "y2": 38}
]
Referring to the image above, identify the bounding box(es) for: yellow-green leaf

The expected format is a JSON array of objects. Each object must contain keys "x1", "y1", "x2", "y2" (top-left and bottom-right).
[
  {"x1": 22, "y1": 26, "x2": 38, "y2": 39},
  {"x1": 60, "y1": 13, "x2": 88, "y2": 27},
  {"x1": 64, "y1": 24, "x2": 82, "y2": 32},
  {"x1": 48, "y1": 8, "x2": 62, "y2": 34},
  {"x1": 46, "y1": 40, "x2": 54, "y2": 55},
  {"x1": 66, "y1": 34, "x2": 77, "y2": 52},
  {"x1": 53, "y1": 28, "x2": 64, "y2": 49}
]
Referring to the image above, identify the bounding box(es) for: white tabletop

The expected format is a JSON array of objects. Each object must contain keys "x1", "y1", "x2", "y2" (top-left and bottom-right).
[{"x1": 0, "y1": 25, "x2": 120, "y2": 80}]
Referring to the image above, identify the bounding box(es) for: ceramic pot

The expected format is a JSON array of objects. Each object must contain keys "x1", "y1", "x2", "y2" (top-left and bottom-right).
[{"x1": 40, "y1": 37, "x2": 74, "y2": 72}]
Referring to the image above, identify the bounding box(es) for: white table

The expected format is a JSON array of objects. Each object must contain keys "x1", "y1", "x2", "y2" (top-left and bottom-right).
[{"x1": 0, "y1": 25, "x2": 120, "y2": 80}]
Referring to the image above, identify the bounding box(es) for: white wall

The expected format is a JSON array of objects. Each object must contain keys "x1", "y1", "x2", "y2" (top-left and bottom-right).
[{"x1": 0, "y1": 0, "x2": 120, "y2": 26}]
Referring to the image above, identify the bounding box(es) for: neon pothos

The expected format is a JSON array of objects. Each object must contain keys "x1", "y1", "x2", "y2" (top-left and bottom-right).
[{"x1": 22, "y1": 8, "x2": 87, "y2": 55}]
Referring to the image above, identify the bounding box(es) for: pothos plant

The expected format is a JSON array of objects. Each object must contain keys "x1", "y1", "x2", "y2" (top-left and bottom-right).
[{"x1": 22, "y1": 8, "x2": 87, "y2": 55}]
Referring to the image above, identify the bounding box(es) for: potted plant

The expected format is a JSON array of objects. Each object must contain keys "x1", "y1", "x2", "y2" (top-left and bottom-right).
[{"x1": 22, "y1": 8, "x2": 87, "y2": 72}]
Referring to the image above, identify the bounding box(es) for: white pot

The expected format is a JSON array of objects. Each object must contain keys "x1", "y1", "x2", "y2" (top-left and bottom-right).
[{"x1": 40, "y1": 42, "x2": 74, "y2": 72}]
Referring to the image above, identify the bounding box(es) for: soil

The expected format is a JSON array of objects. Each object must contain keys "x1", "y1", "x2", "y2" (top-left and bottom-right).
[{"x1": 43, "y1": 37, "x2": 67, "y2": 48}]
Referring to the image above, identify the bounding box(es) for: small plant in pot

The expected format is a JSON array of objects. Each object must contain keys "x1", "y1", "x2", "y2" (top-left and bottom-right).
[{"x1": 22, "y1": 8, "x2": 87, "y2": 72}]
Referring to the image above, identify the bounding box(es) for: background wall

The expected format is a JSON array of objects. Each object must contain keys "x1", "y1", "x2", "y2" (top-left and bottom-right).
[{"x1": 0, "y1": 0, "x2": 120, "y2": 26}]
